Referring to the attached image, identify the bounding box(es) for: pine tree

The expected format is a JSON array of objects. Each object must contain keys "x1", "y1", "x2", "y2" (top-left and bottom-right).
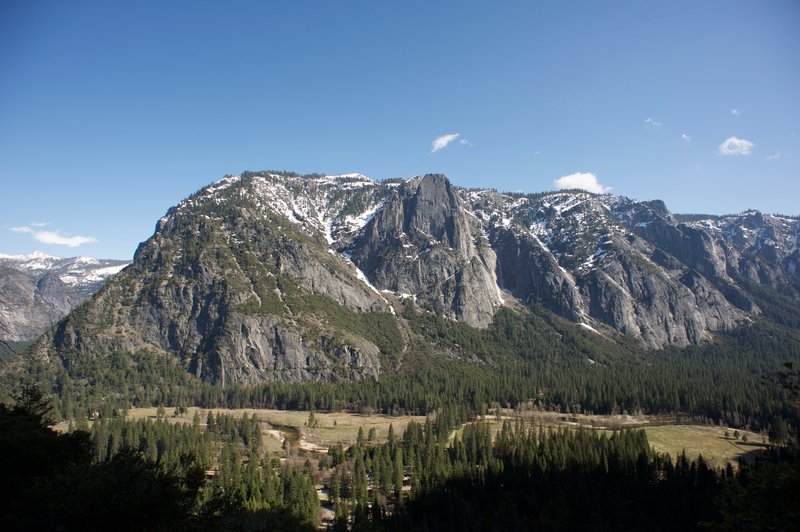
[{"x1": 393, "y1": 447, "x2": 404, "y2": 498}]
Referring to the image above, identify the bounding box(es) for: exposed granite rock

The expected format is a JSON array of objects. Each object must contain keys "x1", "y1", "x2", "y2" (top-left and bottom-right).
[
  {"x1": 349, "y1": 174, "x2": 502, "y2": 327},
  {"x1": 464, "y1": 189, "x2": 768, "y2": 348},
  {"x1": 0, "y1": 267, "x2": 79, "y2": 342},
  {"x1": 34, "y1": 173, "x2": 392, "y2": 386},
  {"x1": 578, "y1": 237, "x2": 746, "y2": 348},
  {"x1": 491, "y1": 228, "x2": 583, "y2": 321}
]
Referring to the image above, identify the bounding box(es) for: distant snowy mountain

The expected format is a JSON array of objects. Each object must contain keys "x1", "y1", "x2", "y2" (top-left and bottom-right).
[{"x1": 0, "y1": 252, "x2": 129, "y2": 346}]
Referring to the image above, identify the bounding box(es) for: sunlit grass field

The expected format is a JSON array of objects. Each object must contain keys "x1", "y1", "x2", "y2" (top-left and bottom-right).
[{"x1": 55, "y1": 406, "x2": 769, "y2": 466}]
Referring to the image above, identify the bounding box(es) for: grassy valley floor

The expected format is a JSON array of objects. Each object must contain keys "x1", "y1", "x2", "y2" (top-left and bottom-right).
[{"x1": 53, "y1": 406, "x2": 768, "y2": 467}]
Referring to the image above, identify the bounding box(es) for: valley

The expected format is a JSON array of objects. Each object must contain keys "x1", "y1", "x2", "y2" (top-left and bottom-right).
[
  {"x1": 5, "y1": 4, "x2": 798, "y2": 529},
  {"x1": 2, "y1": 171, "x2": 798, "y2": 530},
  {"x1": 55, "y1": 406, "x2": 769, "y2": 468},
  {"x1": 0, "y1": 252, "x2": 129, "y2": 356}
]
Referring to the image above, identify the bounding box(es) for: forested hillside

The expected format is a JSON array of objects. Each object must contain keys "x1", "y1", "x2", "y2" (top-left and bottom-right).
[{"x1": 4, "y1": 297, "x2": 799, "y2": 431}]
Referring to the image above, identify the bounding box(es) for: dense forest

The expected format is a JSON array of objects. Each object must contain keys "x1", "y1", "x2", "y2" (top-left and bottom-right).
[
  {"x1": 6, "y1": 302, "x2": 800, "y2": 433},
  {"x1": 1, "y1": 387, "x2": 319, "y2": 531},
  {"x1": 2, "y1": 385, "x2": 798, "y2": 531}
]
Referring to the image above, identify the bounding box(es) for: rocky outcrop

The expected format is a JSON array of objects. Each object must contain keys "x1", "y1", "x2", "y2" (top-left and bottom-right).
[
  {"x1": 0, "y1": 267, "x2": 78, "y2": 343},
  {"x1": 626, "y1": 209, "x2": 758, "y2": 313},
  {"x1": 679, "y1": 211, "x2": 800, "y2": 297},
  {"x1": 491, "y1": 228, "x2": 583, "y2": 320},
  {"x1": 349, "y1": 174, "x2": 502, "y2": 327},
  {"x1": 466, "y1": 190, "x2": 764, "y2": 348},
  {"x1": 578, "y1": 237, "x2": 746, "y2": 348}
]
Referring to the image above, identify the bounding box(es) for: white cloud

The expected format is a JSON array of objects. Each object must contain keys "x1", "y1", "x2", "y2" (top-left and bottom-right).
[
  {"x1": 9, "y1": 225, "x2": 97, "y2": 247},
  {"x1": 431, "y1": 133, "x2": 460, "y2": 153},
  {"x1": 718, "y1": 136, "x2": 754, "y2": 156},
  {"x1": 767, "y1": 152, "x2": 781, "y2": 160},
  {"x1": 29, "y1": 221, "x2": 49, "y2": 227},
  {"x1": 681, "y1": 133, "x2": 691, "y2": 143},
  {"x1": 553, "y1": 172, "x2": 611, "y2": 194},
  {"x1": 730, "y1": 108, "x2": 741, "y2": 116},
  {"x1": 33, "y1": 231, "x2": 97, "y2": 247},
  {"x1": 644, "y1": 117, "x2": 662, "y2": 128}
]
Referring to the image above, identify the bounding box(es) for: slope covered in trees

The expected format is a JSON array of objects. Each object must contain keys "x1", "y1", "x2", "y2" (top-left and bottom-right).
[{"x1": 4, "y1": 303, "x2": 799, "y2": 435}]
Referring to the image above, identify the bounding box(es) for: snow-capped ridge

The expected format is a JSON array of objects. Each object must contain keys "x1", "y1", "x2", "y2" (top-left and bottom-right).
[
  {"x1": 0, "y1": 250, "x2": 60, "y2": 262},
  {"x1": 0, "y1": 252, "x2": 130, "y2": 343},
  {"x1": 0, "y1": 252, "x2": 129, "y2": 290},
  {"x1": 145, "y1": 169, "x2": 799, "y2": 350}
]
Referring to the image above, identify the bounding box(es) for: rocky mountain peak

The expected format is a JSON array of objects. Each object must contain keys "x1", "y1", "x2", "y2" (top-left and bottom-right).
[
  {"x1": 403, "y1": 174, "x2": 468, "y2": 251},
  {"x1": 350, "y1": 173, "x2": 502, "y2": 327}
]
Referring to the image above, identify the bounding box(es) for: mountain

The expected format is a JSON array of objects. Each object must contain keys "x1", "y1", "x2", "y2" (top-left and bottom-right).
[
  {"x1": 470, "y1": 191, "x2": 798, "y2": 347},
  {"x1": 0, "y1": 252, "x2": 129, "y2": 351},
  {"x1": 350, "y1": 174, "x2": 503, "y2": 328},
  {"x1": 18, "y1": 171, "x2": 800, "y2": 386}
]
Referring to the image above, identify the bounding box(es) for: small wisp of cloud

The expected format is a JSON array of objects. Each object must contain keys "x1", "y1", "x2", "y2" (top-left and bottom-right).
[
  {"x1": 431, "y1": 133, "x2": 461, "y2": 153},
  {"x1": 767, "y1": 152, "x2": 781, "y2": 161},
  {"x1": 681, "y1": 133, "x2": 691, "y2": 143},
  {"x1": 10, "y1": 225, "x2": 97, "y2": 248},
  {"x1": 730, "y1": 108, "x2": 741, "y2": 116},
  {"x1": 718, "y1": 136, "x2": 754, "y2": 156},
  {"x1": 553, "y1": 172, "x2": 611, "y2": 194},
  {"x1": 644, "y1": 117, "x2": 662, "y2": 128}
]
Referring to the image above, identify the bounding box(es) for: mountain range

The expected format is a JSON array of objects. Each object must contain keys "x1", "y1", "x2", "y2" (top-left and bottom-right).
[
  {"x1": 10, "y1": 171, "x2": 800, "y2": 387},
  {"x1": 0, "y1": 252, "x2": 128, "y2": 355}
]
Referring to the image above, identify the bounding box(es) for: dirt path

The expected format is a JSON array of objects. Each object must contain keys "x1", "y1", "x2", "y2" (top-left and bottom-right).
[
  {"x1": 297, "y1": 432, "x2": 328, "y2": 453},
  {"x1": 265, "y1": 429, "x2": 285, "y2": 444}
]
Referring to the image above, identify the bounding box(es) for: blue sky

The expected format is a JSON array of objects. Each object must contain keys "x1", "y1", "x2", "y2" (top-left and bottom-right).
[{"x1": 1, "y1": 1, "x2": 798, "y2": 259}]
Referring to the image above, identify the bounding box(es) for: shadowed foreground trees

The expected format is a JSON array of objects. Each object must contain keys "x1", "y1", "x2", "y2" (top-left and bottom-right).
[
  {"x1": 324, "y1": 415, "x2": 800, "y2": 531},
  {"x1": 0, "y1": 387, "x2": 315, "y2": 532},
  {"x1": 0, "y1": 386, "x2": 203, "y2": 531}
]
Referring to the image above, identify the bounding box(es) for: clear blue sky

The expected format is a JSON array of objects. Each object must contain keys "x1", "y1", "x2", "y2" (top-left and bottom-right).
[{"x1": 2, "y1": 1, "x2": 798, "y2": 259}]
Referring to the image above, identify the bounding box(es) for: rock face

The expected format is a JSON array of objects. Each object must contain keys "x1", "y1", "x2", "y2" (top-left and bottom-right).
[
  {"x1": 677, "y1": 211, "x2": 800, "y2": 295},
  {"x1": 350, "y1": 175, "x2": 502, "y2": 327},
  {"x1": 0, "y1": 253, "x2": 128, "y2": 344},
  {"x1": 38, "y1": 173, "x2": 395, "y2": 386},
  {"x1": 466, "y1": 189, "x2": 798, "y2": 348},
  {"x1": 22, "y1": 170, "x2": 800, "y2": 385}
]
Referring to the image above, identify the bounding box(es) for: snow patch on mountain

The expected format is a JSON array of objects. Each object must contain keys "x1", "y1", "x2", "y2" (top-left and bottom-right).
[
  {"x1": 1, "y1": 252, "x2": 129, "y2": 290},
  {"x1": 341, "y1": 251, "x2": 394, "y2": 315}
]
